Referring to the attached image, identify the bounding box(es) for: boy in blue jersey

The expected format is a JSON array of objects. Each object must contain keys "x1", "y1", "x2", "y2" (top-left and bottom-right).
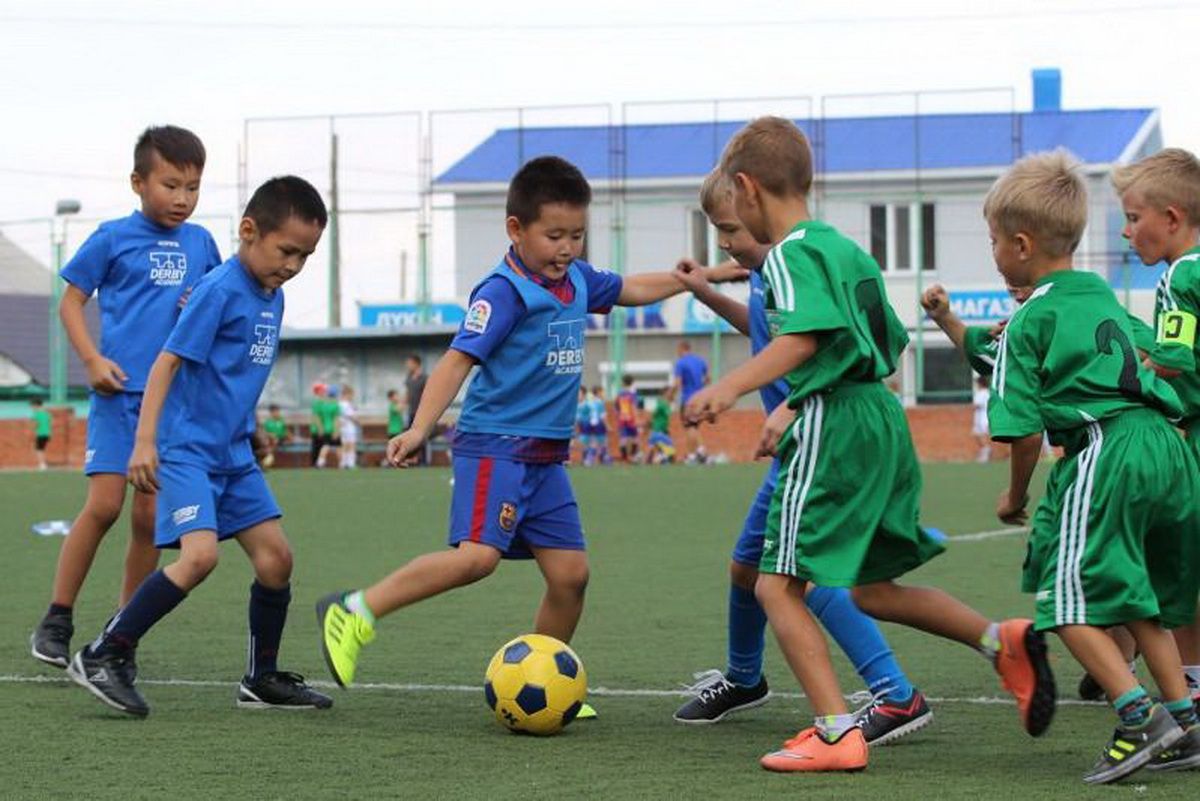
[
  {"x1": 32, "y1": 127, "x2": 223, "y2": 670},
  {"x1": 316, "y1": 157, "x2": 687, "y2": 701},
  {"x1": 67, "y1": 177, "x2": 333, "y2": 717},
  {"x1": 673, "y1": 341, "x2": 710, "y2": 462},
  {"x1": 669, "y1": 170, "x2": 931, "y2": 744},
  {"x1": 586, "y1": 384, "x2": 610, "y2": 465}
]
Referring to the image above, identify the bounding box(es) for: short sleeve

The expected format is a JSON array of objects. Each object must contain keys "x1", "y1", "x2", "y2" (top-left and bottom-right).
[
  {"x1": 164, "y1": 281, "x2": 227, "y2": 363},
  {"x1": 1148, "y1": 267, "x2": 1200, "y2": 371},
  {"x1": 963, "y1": 326, "x2": 1000, "y2": 377},
  {"x1": 766, "y1": 244, "x2": 846, "y2": 335},
  {"x1": 450, "y1": 277, "x2": 523, "y2": 362},
  {"x1": 575, "y1": 261, "x2": 623, "y2": 313},
  {"x1": 1127, "y1": 311, "x2": 1156, "y2": 354},
  {"x1": 59, "y1": 228, "x2": 112, "y2": 295},
  {"x1": 987, "y1": 323, "x2": 1044, "y2": 441}
]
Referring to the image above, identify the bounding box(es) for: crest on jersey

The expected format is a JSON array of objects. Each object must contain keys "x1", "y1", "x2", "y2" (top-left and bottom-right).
[
  {"x1": 498, "y1": 502, "x2": 517, "y2": 532},
  {"x1": 465, "y1": 299, "x2": 492, "y2": 334}
]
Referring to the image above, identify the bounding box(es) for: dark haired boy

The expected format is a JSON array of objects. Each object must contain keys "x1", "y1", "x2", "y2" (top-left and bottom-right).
[
  {"x1": 317, "y1": 157, "x2": 685, "y2": 711},
  {"x1": 32, "y1": 125, "x2": 222, "y2": 669},
  {"x1": 68, "y1": 177, "x2": 332, "y2": 717}
]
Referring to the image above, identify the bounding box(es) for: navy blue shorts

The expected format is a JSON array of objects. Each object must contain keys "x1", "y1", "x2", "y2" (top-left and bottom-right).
[
  {"x1": 448, "y1": 456, "x2": 584, "y2": 559},
  {"x1": 155, "y1": 460, "x2": 281, "y2": 548},
  {"x1": 731, "y1": 458, "x2": 779, "y2": 568},
  {"x1": 618, "y1": 424, "x2": 638, "y2": 439},
  {"x1": 84, "y1": 391, "x2": 142, "y2": 476}
]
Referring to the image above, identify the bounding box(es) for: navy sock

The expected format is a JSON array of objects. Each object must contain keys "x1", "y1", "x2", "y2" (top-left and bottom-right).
[
  {"x1": 94, "y1": 570, "x2": 186, "y2": 655},
  {"x1": 47, "y1": 603, "x2": 72, "y2": 618},
  {"x1": 806, "y1": 586, "x2": 914, "y2": 703},
  {"x1": 246, "y1": 581, "x2": 291, "y2": 681},
  {"x1": 725, "y1": 584, "x2": 768, "y2": 687}
]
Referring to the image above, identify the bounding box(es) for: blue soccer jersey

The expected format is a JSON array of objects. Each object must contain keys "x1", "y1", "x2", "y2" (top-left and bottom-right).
[
  {"x1": 158, "y1": 257, "x2": 282, "y2": 472},
  {"x1": 673, "y1": 352, "x2": 708, "y2": 405},
  {"x1": 60, "y1": 210, "x2": 222, "y2": 391},
  {"x1": 749, "y1": 269, "x2": 791, "y2": 414}
]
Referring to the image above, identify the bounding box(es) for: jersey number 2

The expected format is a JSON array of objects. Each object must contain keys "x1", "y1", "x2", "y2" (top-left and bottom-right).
[{"x1": 1094, "y1": 320, "x2": 1141, "y2": 396}]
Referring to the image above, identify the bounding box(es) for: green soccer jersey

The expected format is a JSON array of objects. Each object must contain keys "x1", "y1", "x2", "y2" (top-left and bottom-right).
[
  {"x1": 33, "y1": 408, "x2": 51, "y2": 437},
  {"x1": 651, "y1": 397, "x2": 671, "y2": 433},
  {"x1": 310, "y1": 398, "x2": 323, "y2": 435},
  {"x1": 264, "y1": 417, "x2": 287, "y2": 438},
  {"x1": 387, "y1": 401, "x2": 405, "y2": 436},
  {"x1": 1146, "y1": 246, "x2": 1200, "y2": 420},
  {"x1": 962, "y1": 325, "x2": 1000, "y2": 377},
  {"x1": 763, "y1": 220, "x2": 908, "y2": 405},
  {"x1": 319, "y1": 397, "x2": 340, "y2": 432},
  {"x1": 988, "y1": 269, "x2": 1183, "y2": 441}
]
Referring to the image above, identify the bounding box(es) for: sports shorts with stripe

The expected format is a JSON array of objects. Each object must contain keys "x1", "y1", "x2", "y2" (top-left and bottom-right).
[
  {"x1": 1023, "y1": 408, "x2": 1200, "y2": 631},
  {"x1": 760, "y1": 382, "x2": 944, "y2": 586},
  {"x1": 447, "y1": 455, "x2": 585, "y2": 559}
]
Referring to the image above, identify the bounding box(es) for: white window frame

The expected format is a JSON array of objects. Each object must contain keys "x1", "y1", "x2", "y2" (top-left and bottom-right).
[{"x1": 868, "y1": 202, "x2": 935, "y2": 273}]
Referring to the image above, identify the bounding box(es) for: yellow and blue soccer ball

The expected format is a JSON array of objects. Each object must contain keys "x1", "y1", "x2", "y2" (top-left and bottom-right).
[{"x1": 484, "y1": 634, "x2": 587, "y2": 736}]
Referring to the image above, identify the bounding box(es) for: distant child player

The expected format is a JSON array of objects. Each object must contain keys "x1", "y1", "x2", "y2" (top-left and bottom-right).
[
  {"x1": 316, "y1": 385, "x2": 341, "y2": 468},
  {"x1": 614, "y1": 374, "x2": 641, "y2": 462},
  {"x1": 984, "y1": 151, "x2": 1199, "y2": 783},
  {"x1": 586, "y1": 384, "x2": 609, "y2": 465},
  {"x1": 309, "y1": 382, "x2": 328, "y2": 466},
  {"x1": 31, "y1": 398, "x2": 51, "y2": 471},
  {"x1": 385, "y1": 389, "x2": 405, "y2": 467},
  {"x1": 338, "y1": 384, "x2": 359, "y2": 469},
  {"x1": 261, "y1": 403, "x2": 289, "y2": 468},
  {"x1": 971, "y1": 375, "x2": 991, "y2": 462},
  {"x1": 646, "y1": 391, "x2": 676, "y2": 464},
  {"x1": 670, "y1": 170, "x2": 931, "y2": 744},
  {"x1": 31, "y1": 126, "x2": 223, "y2": 670},
  {"x1": 316, "y1": 156, "x2": 687, "y2": 705},
  {"x1": 1113, "y1": 147, "x2": 1200, "y2": 708},
  {"x1": 67, "y1": 176, "x2": 333, "y2": 717},
  {"x1": 686, "y1": 118, "x2": 1055, "y2": 773},
  {"x1": 673, "y1": 341, "x2": 709, "y2": 462}
]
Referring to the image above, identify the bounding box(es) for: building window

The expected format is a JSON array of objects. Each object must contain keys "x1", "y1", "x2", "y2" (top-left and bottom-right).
[
  {"x1": 689, "y1": 208, "x2": 710, "y2": 264},
  {"x1": 868, "y1": 202, "x2": 936, "y2": 273}
]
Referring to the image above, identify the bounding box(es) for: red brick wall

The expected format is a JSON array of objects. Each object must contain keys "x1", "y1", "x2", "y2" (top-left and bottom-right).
[{"x1": 0, "y1": 405, "x2": 1001, "y2": 468}]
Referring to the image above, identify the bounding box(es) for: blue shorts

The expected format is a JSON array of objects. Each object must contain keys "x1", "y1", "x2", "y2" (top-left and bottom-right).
[
  {"x1": 448, "y1": 456, "x2": 585, "y2": 559},
  {"x1": 155, "y1": 460, "x2": 281, "y2": 548},
  {"x1": 84, "y1": 391, "x2": 143, "y2": 476},
  {"x1": 731, "y1": 458, "x2": 780, "y2": 567},
  {"x1": 618, "y1": 424, "x2": 638, "y2": 439}
]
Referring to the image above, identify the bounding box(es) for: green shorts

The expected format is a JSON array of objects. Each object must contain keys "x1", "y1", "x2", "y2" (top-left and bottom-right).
[
  {"x1": 760, "y1": 382, "x2": 944, "y2": 586},
  {"x1": 1025, "y1": 409, "x2": 1200, "y2": 631}
]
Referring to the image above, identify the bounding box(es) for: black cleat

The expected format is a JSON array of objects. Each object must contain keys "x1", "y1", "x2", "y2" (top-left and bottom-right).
[
  {"x1": 673, "y1": 669, "x2": 769, "y2": 724},
  {"x1": 31, "y1": 611, "x2": 73, "y2": 669},
  {"x1": 1078, "y1": 672, "x2": 1105, "y2": 702},
  {"x1": 237, "y1": 671, "x2": 333, "y2": 710},
  {"x1": 1146, "y1": 724, "x2": 1200, "y2": 773},
  {"x1": 1082, "y1": 705, "x2": 1182, "y2": 785},
  {"x1": 67, "y1": 647, "x2": 148, "y2": 718},
  {"x1": 855, "y1": 689, "x2": 934, "y2": 746}
]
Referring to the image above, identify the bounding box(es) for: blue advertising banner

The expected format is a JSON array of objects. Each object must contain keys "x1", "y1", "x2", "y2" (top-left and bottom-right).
[
  {"x1": 945, "y1": 290, "x2": 1016, "y2": 322},
  {"x1": 359, "y1": 303, "x2": 466, "y2": 328}
]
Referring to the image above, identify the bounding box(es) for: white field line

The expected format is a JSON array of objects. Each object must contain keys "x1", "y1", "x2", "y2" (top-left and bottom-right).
[
  {"x1": 0, "y1": 673, "x2": 1102, "y2": 706},
  {"x1": 946, "y1": 527, "x2": 1027, "y2": 542}
]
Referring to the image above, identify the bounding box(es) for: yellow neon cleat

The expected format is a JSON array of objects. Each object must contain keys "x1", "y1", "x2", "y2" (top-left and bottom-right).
[{"x1": 316, "y1": 592, "x2": 376, "y2": 688}]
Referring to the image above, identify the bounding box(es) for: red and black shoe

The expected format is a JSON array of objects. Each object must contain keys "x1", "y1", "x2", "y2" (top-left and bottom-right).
[{"x1": 855, "y1": 689, "x2": 934, "y2": 746}]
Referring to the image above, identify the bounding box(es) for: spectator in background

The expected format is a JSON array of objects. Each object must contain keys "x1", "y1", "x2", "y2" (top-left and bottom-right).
[
  {"x1": 31, "y1": 398, "x2": 51, "y2": 471},
  {"x1": 338, "y1": 385, "x2": 360, "y2": 469},
  {"x1": 673, "y1": 341, "x2": 709, "y2": 463},
  {"x1": 262, "y1": 403, "x2": 289, "y2": 468},
  {"x1": 971, "y1": 375, "x2": 991, "y2": 463},
  {"x1": 404, "y1": 355, "x2": 427, "y2": 465},
  {"x1": 384, "y1": 389, "x2": 404, "y2": 467},
  {"x1": 317, "y1": 385, "x2": 342, "y2": 468},
  {"x1": 309, "y1": 382, "x2": 328, "y2": 467}
]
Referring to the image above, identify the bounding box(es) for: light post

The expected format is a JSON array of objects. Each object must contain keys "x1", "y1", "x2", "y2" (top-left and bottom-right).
[{"x1": 49, "y1": 199, "x2": 81, "y2": 405}]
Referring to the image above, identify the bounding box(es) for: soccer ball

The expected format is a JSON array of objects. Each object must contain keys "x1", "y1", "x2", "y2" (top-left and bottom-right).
[{"x1": 484, "y1": 634, "x2": 587, "y2": 736}]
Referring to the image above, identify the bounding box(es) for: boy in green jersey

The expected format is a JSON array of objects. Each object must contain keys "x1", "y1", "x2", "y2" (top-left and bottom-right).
[
  {"x1": 647, "y1": 391, "x2": 675, "y2": 464},
  {"x1": 1114, "y1": 148, "x2": 1200, "y2": 706},
  {"x1": 986, "y1": 151, "x2": 1200, "y2": 783},
  {"x1": 31, "y1": 398, "x2": 51, "y2": 471},
  {"x1": 687, "y1": 117, "x2": 1054, "y2": 773},
  {"x1": 309, "y1": 382, "x2": 327, "y2": 466},
  {"x1": 261, "y1": 404, "x2": 288, "y2": 468}
]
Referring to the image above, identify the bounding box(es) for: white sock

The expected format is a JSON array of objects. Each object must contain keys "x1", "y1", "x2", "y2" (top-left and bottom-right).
[
  {"x1": 345, "y1": 591, "x2": 377, "y2": 626},
  {"x1": 814, "y1": 713, "x2": 859, "y2": 742}
]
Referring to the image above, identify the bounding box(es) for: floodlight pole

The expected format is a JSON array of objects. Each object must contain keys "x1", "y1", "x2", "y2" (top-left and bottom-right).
[
  {"x1": 49, "y1": 199, "x2": 81, "y2": 405},
  {"x1": 328, "y1": 128, "x2": 342, "y2": 327}
]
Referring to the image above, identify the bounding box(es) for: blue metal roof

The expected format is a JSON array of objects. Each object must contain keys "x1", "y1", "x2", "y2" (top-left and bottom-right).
[{"x1": 435, "y1": 108, "x2": 1155, "y2": 185}]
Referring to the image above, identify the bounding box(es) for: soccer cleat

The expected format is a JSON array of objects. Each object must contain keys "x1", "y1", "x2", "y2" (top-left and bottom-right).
[
  {"x1": 66, "y1": 647, "x2": 149, "y2": 718},
  {"x1": 1083, "y1": 704, "x2": 1183, "y2": 784},
  {"x1": 760, "y1": 726, "x2": 868, "y2": 773},
  {"x1": 853, "y1": 689, "x2": 934, "y2": 746},
  {"x1": 1145, "y1": 723, "x2": 1200, "y2": 773},
  {"x1": 237, "y1": 671, "x2": 334, "y2": 710},
  {"x1": 576, "y1": 703, "x2": 598, "y2": 720},
  {"x1": 994, "y1": 618, "x2": 1056, "y2": 736},
  {"x1": 30, "y1": 611, "x2": 73, "y2": 669},
  {"x1": 673, "y1": 669, "x2": 770, "y2": 724},
  {"x1": 1078, "y1": 672, "x2": 1105, "y2": 702},
  {"x1": 316, "y1": 591, "x2": 375, "y2": 688}
]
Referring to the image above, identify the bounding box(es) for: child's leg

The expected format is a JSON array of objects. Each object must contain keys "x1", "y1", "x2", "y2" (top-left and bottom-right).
[
  {"x1": 755, "y1": 573, "x2": 846, "y2": 715},
  {"x1": 362, "y1": 542, "x2": 501, "y2": 619},
  {"x1": 1171, "y1": 616, "x2": 1200, "y2": 697},
  {"x1": 806, "y1": 585, "x2": 915, "y2": 703},
  {"x1": 1056, "y1": 624, "x2": 1140, "y2": 702},
  {"x1": 1127, "y1": 619, "x2": 1191, "y2": 709},
  {"x1": 726, "y1": 560, "x2": 768, "y2": 688},
  {"x1": 50, "y1": 474, "x2": 127, "y2": 608},
  {"x1": 851, "y1": 580, "x2": 991, "y2": 648},
  {"x1": 119, "y1": 489, "x2": 161, "y2": 607},
  {"x1": 236, "y1": 520, "x2": 293, "y2": 680},
  {"x1": 530, "y1": 547, "x2": 589, "y2": 642}
]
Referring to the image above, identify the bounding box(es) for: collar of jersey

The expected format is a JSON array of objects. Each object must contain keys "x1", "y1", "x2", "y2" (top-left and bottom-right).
[
  {"x1": 505, "y1": 248, "x2": 571, "y2": 289},
  {"x1": 132, "y1": 209, "x2": 183, "y2": 234},
  {"x1": 232, "y1": 256, "x2": 275, "y2": 300}
]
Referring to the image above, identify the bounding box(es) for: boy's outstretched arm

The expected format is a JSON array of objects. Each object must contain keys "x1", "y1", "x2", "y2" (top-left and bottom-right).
[
  {"x1": 674, "y1": 259, "x2": 750, "y2": 336},
  {"x1": 685, "y1": 333, "x2": 816, "y2": 422},
  {"x1": 127, "y1": 351, "x2": 183, "y2": 493},
  {"x1": 387, "y1": 349, "x2": 475, "y2": 467},
  {"x1": 616, "y1": 272, "x2": 686, "y2": 307},
  {"x1": 920, "y1": 284, "x2": 968, "y2": 352}
]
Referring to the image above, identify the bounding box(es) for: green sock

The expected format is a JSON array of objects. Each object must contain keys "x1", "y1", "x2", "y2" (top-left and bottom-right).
[
  {"x1": 1164, "y1": 697, "x2": 1198, "y2": 728},
  {"x1": 345, "y1": 591, "x2": 377, "y2": 626},
  {"x1": 1113, "y1": 686, "x2": 1152, "y2": 728}
]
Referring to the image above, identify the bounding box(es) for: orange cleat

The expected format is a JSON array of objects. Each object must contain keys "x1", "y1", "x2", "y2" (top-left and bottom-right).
[
  {"x1": 760, "y1": 726, "x2": 868, "y2": 773},
  {"x1": 995, "y1": 618, "x2": 1056, "y2": 736}
]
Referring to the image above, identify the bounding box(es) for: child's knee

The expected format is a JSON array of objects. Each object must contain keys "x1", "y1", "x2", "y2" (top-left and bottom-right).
[
  {"x1": 456, "y1": 546, "x2": 500, "y2": 583},
  {"x1": 550, "y1": 560, "x2": 590, "y2": 597},
  {"x1": 754, "y1": 573, "x2": 791, "y2": 605},
  {"x1": 729, "y1": 561, "x2": 758, "y2": 592},
  {"x1": 255, "y1": 540, "x2": 294, "y2": 586},
  {"x1": 83, "y1": 494, "x2": 123, "y2": 530},
  {"x1": 850, "y1": 582, "x2": 890, "y2": 614},
  {"x1": 176, "y1": 543, "x2": 219, "y2": 585}
]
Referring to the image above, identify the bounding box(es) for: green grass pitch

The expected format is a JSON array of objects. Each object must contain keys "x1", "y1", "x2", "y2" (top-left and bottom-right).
[{"x1": 0, "y1": 464, "x2": 1195, "y2": 799}]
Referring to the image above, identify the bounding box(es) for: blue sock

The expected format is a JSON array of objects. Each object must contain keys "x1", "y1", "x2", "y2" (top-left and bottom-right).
[
  {"x1": 806, "y1": 586, "x2": 914, "y2": 703},
  {"x1": 247, "y1": 581, "x2": 291, "y2": 681},
  {"x1": 726, "y1": 584, "x2": 768, "y2": 687},
  {"x1": 1114, "y1": 686, "x2": 1153, "y2": 728},
  {"x1": 94, "y1": 570, "x2": 187, "y2": 654}
]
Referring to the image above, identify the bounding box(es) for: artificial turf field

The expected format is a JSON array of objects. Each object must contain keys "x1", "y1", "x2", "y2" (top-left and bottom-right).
[{"x1": 1, "y1": 463, "x2": 1196, "y2": 799}]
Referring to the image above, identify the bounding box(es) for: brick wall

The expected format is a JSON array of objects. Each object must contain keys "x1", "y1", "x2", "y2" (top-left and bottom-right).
[{"x1": 0, "y1": 404, "x2": 1003, "y2": 468}]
